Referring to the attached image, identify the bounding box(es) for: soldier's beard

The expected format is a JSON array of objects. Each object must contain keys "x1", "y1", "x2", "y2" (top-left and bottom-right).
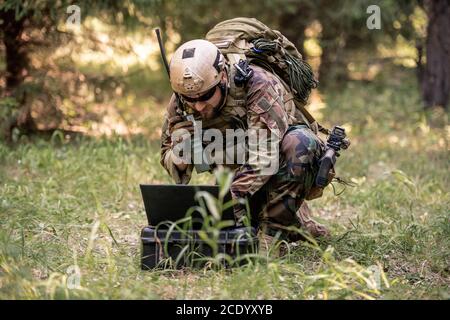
[{"x1": 200, "y1": 82, "x2": 227, "y2": 120}]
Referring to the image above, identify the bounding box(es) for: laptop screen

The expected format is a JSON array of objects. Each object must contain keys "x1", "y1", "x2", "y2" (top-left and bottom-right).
[{"x1": 140, "y1": 184, "x2": 235, "y2": 228}]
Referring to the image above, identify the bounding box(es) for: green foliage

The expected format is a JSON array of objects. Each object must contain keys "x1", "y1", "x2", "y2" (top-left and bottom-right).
[{"x1": 0, "y1": 97, "x2": 19, "y2": 118}]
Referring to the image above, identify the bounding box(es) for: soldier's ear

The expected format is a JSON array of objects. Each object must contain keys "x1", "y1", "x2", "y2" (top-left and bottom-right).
[{"x1": 221, "y1": 70, "x2": 227, "y2": 82}]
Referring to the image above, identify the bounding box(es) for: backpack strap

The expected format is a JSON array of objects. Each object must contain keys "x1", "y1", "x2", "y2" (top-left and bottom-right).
[
  {"x1": 293, "y1": 99, "x2": 329, "y2": 135},
  {"x1": 226, "y1": 53, "x2": 248, "y2": 113},
  {"x1": 283, "y1": 91, "x2": 296, "y2": 122},
  {"x1": 268, "y1": 69, "x2": 328, "y2": 135}
]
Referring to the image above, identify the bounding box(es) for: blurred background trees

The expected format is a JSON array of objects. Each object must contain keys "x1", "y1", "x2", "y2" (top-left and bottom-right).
[
  {"x1": 420, "y1": 0, "x2": 450, "y2": 110},
  {"x1": 0, "y1": 0, "x2": 448, "y2": 141}
]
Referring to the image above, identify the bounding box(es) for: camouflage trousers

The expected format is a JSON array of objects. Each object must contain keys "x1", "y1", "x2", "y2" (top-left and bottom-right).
[{"x1": 249, "y1": 125, "x2": 330, "y2": 241}]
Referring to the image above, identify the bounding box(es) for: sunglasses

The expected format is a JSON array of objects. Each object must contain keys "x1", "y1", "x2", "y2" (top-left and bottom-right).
[{"x1": 181, "y1": 85, "x2": 218, "y2": 103}]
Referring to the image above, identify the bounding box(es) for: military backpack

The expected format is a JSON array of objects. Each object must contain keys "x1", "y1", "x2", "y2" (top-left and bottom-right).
[{"x1": 205, "y1": 17, "x2": 328, "y2": 134}]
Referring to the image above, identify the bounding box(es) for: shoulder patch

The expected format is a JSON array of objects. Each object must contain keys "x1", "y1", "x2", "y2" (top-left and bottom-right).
[{"x1": 256, "y1": 97, "x2": 272, "y2": 113}]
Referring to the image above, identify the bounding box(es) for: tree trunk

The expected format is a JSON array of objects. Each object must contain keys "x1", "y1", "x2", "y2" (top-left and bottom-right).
[
  {"x1": 421, "y1": 0, "x2": 450, "y2": 109},
  {"x1": 0, "y1": 8, "x2": 35, "y2": 141},
  {"x1": 2, "y1": 9, "x2": 28, "y2": 91}
]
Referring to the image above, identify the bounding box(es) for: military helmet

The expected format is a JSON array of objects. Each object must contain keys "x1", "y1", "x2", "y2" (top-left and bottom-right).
[{"x1": 169, "y1": 39, "x2": 225, "y2": 96}]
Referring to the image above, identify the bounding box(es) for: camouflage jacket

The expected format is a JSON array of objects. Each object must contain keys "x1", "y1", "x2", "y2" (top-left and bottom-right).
[{"x1": 160, "y1": 65, "x2": 308, "y2": 200}]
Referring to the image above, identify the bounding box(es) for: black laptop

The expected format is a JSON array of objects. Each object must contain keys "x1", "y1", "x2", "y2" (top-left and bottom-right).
[{"x1": 140, "y1": 184, "x2": 235, "y2": 228}]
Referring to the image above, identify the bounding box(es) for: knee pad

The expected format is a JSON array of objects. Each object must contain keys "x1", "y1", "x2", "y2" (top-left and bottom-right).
[{"x1": 281, "y1": 127, "x2": 322, "y2": 181}]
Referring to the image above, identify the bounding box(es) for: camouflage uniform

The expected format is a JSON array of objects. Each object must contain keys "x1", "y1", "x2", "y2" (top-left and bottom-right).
[{"x1": 160, "y1": 65, "x2": 329, "y2": 239}]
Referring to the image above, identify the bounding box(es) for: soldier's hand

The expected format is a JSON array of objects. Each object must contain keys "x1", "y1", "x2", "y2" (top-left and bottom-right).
[
  {"x1": 233, "y1": 202, "x2": 248, "y2": 228},
  {"x1": 168, "y1": 115, "x2": 194, "y2": 171},
  {"x1": 168, "y1": 115, "x2": 194, "y2": 135},
  {"x1": 170, "y1": 133, "x2": 191, "y2": 171},
  {"x1": 169, "y1": 115, "x2": 193, "y2": 150}
]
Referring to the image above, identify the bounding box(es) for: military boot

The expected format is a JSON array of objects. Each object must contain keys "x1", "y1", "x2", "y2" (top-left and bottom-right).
[
  {"x1": 296, "y1": 202, "x2": 330, "y2": 238},
  {"x1": 257, "y1": 231, "x2": 288, "y2": 259}
]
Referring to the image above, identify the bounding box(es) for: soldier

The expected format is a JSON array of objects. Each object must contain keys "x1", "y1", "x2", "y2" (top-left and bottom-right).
[{"x1": 160, "y1": 39, "x2": 331, "y2": 255}]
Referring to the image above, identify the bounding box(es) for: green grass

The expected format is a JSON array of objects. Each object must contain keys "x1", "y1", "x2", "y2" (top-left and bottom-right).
[{"x1": 0, "y1": 67, "x2": 448, "y2": 299}]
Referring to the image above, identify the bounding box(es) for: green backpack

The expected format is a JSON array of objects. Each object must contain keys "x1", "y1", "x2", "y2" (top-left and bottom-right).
[{"x1": 205, "y1": 17, "x2": 327, "y2": 134}]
